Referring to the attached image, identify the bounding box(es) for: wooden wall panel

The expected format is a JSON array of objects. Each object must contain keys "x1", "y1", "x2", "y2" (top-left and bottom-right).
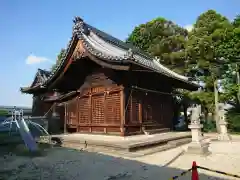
[
  {"x1": 79, "y1": 127, "x2": 90, "y2": 132},
  {"x1": 65, "y1": 86, "x2": 123, "y2": 134},
  {"x1": 78, "y1": 97, "x2": 89, "y2": 124},
  {"x1": 92, "y1": 127, "x2": 104, "y2": 132},
  {"x1": 66, "y1": 98, "x2": 78, "y2": 125},
  {"x1": 125, "y1": 95, "x2": 132, "y2": 125},
  {"x1": 64, "y1": 83, "x2": 173, "y2": 135},
  {"x1": 131, "y1": 96, "x2": 140, "y2": 123},
  {"x1": 80, "y1": 68, "x2": 117, "y2": 91},
  {"x1": 142, "y1": 95, "x2": 154, "y2": 124},
  {"x1": 125, "y1": 91, "x2": 141, "y2": 125},
  {"x1": 63, "y1": 67, "x2": 126, "y2": 135},
  {"x1": 125, "y1": 90, "x2": 174, "y2": 131},
  {"x1": 107, "y1": 127, "x2": 121, "y2": 133},
  {"x1": 105, "y1": 91, "x2": 121, "y2": 125},
  {"x1": 92, "y1": 86, "x2": 105, "y2": 94},
  {"x1": 91, "y1": 94, "x2": 105, "y2": 124}
]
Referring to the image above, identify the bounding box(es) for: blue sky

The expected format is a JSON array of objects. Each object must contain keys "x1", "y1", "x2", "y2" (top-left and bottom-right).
[{"x1": 0, "y1": 0, "x2": 239, "y2": 107}]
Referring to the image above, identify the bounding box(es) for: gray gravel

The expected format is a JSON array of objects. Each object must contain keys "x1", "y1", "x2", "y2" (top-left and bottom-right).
[{"x1": 0, "y1": 144, "x2": 230, "y2": 180}]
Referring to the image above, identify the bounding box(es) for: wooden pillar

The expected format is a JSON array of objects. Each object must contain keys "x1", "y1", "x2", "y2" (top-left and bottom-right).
[
  {"x1": 120, "y1": 88, "x2": 125, "y2": 136},
  {"x1": 89, "y1": 91, "x2": 92, "y2": 133},
  {"x1": 52, "y1": 103, "x2": 56, "y2": 117},
  {"x1": 130, "y1": 92, "x2": 133, "y2": 123},
  {"x1": 77, "y1": 97, "x2": 79, "y2": 132},
  {"x1": 138, "y1": 103, "x2": 142, "y2": 124},
  {"x1": 104, "y1": 90, "x2": 107, "y2": 133},
  {"x1": 139, "y1": 101, "x2": 143, "y2": 133},
  {"x1": 64, "y1": 103, "x2": 67, "y2": 134}
]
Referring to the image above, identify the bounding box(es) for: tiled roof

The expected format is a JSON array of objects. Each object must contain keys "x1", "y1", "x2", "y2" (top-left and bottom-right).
[
  {"x1": 30, "y1": 69, "x2": 51, "y2": 87},
  {"x1": 21, "y1": 69, "x2": 50, "y2": 93},
  {"x1": 75, "y1": 17, "x2": 197, "y2": 86}
]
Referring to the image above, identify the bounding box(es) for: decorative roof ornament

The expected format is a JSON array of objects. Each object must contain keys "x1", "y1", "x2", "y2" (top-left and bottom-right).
[
  {"x1": 36, "y1": 71, "x2": 45, "y2": 85},
  {"x1": 72, "y1": 16, "x2": 89, "y2": 35},
  {"x1": 124, "y1": 48, "x2": 134, "y2": 59}
]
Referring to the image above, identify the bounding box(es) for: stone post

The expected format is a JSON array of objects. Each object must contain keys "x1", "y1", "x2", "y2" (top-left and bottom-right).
[
  {"x1": 217, "y1": 110, "x2": 231, "y2": 141},
  {"x1": 187, "y1": 105, "x2": 211, "y2": 155}
]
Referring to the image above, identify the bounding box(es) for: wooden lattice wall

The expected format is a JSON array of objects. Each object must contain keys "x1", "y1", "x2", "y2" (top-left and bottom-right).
[
  {"x1": 65, "y1": 86, "x2": 174, "y2": 136},
  {"x1": 66, "y1": 86, "x2": 123, "y2": 135},
  {"x1": 125, "y1": 89, "x2": 174, "y2": 135}
]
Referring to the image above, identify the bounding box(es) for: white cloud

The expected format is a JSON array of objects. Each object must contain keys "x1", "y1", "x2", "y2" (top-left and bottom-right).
[
  {"x1": 25, "y1": 54, "x2": 50, "y2": 65},
  {"x1": 184, "y1": 24, "x2": 193, "y2": 32}
]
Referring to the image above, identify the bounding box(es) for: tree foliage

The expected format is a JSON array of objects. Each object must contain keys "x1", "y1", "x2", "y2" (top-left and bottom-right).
[
  {"x1": 226, "y1": 106, "x2": 240, "y2": 132},
  {"x1": 233, "y1": 15, "x2": 240, "y2": 28},
  {"x1": 186, "y1": 10, "x2": 232, "y2": 87},
  {"x1": 51, "y1": 48, "x2": 66, "y2": 70},
  {"x1": 126, "y1": 17, "x2": 188, "y2": 74},
  {"x1": 218, "y1": 15, "x2": 240, "y2": 107}
]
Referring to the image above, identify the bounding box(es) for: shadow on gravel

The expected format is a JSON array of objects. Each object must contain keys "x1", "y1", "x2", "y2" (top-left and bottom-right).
[{"x1": 0, "y1": 142, "x2": 228, "y2": 180}]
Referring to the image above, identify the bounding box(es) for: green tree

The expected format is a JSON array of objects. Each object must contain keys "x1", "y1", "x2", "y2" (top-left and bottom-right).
[
  {"x1": 233, "y1": 15, "x2": 240, "y2": 28},
  {"x1": 51, "y1": 48, "x2": 66, "y2": 71},
  {"x1": 127, "y1": 17, "x2": 188, "y2": 74},
  {"x1": 217, "y1": 15, "x2": 240, "y2": 132},
  {"x1": 185, "y1": 10, "x2": 231, "y2": 79},
  {"x1": 185, "y1": 10, "x2": 232, "y2": 113},
  {"x1": 221, "y1": 64, "x2": 240, "y2": 106},
  {"x1": 217, "y1": 15, "x2": 240, "y2": 106},
  {"x1": 186, "y1": 11, "x2": 240, "y2": 132}
]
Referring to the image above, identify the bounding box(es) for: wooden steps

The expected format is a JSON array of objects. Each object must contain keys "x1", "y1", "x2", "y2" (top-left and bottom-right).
[
  {"x1": 129, "y1": 138, "x2": 191, "y2": 157},
  {"x1": 142, "y1": 122, "x2": 170, "y2": 135},
  {"x1": 143, "y1": 128, "x2": 170, "y2": 135},
  {"x1": 142, "y1": 122, "x2": 163, "y2": 129}
]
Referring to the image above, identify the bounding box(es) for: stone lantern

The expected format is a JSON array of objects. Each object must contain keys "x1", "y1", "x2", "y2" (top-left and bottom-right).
[
  {"x1": 217, "y1": 109, "x2": 232, "y2": 141},
  {"x1": 187, "y1": 104, "x2": 211, "y2": 155}
]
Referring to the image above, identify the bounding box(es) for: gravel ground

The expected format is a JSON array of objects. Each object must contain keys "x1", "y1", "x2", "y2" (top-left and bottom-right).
[{"x1": 1, "y1": 136, "x2": 240, "y2": 180}]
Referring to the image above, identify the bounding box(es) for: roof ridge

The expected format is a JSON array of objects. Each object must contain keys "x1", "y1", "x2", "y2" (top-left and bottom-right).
[{"x1": 85, "y1": 23, "x2": 154, "y2": 61}]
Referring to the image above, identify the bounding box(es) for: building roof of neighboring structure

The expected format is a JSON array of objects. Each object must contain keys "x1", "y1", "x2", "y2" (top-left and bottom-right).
[
  {"x1": 21, "y1": 69, "x2": 51, "y2": 93},
  {"x1": 30, "y1": 68, "x2": 51, "y2": 87},
  {"x1": 21, "y1": 17, "x2": 200, "y2": 94}
]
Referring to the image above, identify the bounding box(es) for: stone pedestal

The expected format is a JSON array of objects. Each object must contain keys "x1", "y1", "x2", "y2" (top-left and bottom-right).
[
  {"x1": 187, "y1": 124, "x2": 211, "y2": 156},
  {"x1": 218, "y1": 121, "x2": 232, "y2": 141}
]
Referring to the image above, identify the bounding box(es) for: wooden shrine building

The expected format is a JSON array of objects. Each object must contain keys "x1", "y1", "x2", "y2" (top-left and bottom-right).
[{"x1": 21, "y1": 17, "x2": 199, "y2": 136}]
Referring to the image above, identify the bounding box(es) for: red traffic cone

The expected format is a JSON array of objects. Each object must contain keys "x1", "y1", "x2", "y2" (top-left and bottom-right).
[{"x1": 191, "y1": 161, "x2": 199, "y2": 180}]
